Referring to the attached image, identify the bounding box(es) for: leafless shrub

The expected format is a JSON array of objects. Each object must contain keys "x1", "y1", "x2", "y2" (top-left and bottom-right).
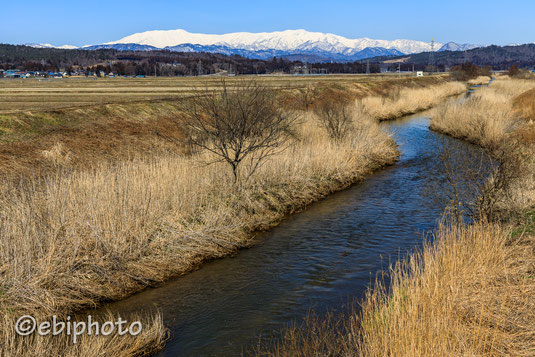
[
  {"x1": 180, "y1": 80, "x2": 298, "y2": 183},
  {"x1": 293, "y1": 85, "x2": 320, "y2": 111},
  {"x1": 312, "y1": 97, "x2": 354, "y2": 142},
  {"x1": 432, "y1": 136, "x2": 530, "y2": 223},
  {"x1": 429, "y1": 137, "x2": 494, "y2": 224}
]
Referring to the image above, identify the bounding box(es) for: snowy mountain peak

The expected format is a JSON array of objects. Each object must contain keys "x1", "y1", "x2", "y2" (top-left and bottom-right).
[
  {"x1": 103, "y1": 29, "x2": 440, "y2": 55},
  {"x1": 438, "y1": 42, "x2": 480, "y2": 52},
  {"x1": 24, "y1": 43, "x2": 78, "y2": 50}
]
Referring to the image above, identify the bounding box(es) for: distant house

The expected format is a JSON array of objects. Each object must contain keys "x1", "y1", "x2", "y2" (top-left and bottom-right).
[{"x1": 3, "y1": 69, "x2": 22, "y2": 78}]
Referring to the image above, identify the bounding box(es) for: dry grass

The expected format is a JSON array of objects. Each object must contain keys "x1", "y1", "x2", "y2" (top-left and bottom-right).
[
  {"x1": 0, "y1": 110, "x2": 397, "y2": 314},
  {"x1": 431, "y1": 79, "x2": 535, "y2": 146},
  {"x1": 0, "y1": 101, "x2": 188, "y2": 177},
  {"x1": 0, "y1": 75, "x2": 449, "y2": 179},
  {"x1": 0, "y1": 313, "x2": 168, "y2": 357},
  {"x1": 0, "y1": 75, "x2": 448, "y2": 113},
  {"x1": 468, "y1": 76, "x2": 492, "y2": 86},
  {"x1": 357, "y1": 223, "x2": 535, "y2": 356},
  {"x1": 360, "y1": 81, "x2": 466, "y2": 120},
  {"x1": 513, "y1": 88, "x2": 535, "y2": 122}
]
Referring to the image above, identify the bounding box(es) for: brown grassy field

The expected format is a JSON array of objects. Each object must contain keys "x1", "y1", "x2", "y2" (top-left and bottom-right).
[
  {"x1": 513, "y1": 87, "x2": 535, "y2": 122},
  {"x1": 0, "y1": 74, "x2": 448, "y2": 113},
  {"x1": 0, "y1": 74, "x2": 464, "y2": 356},
  {"x1": 264, "y1": 77, "x2": 535, "y2": 357}
]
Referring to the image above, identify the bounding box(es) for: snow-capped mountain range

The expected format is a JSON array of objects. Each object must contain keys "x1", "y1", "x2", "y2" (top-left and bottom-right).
[
  {"x1": 24, "y1": 43, "x2": 78, "y2": 50},
  {"x1": 24, "y1": 29, "x2": 481, "y2": 62}
]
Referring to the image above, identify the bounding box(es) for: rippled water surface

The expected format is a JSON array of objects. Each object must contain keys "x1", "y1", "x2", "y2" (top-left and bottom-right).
[{"x1": 95, "y1": 112, "x2": 486, "y2": 356}]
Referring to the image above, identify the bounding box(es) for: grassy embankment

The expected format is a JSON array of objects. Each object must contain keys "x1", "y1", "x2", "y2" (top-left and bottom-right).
[
  {"x1": 0, "y1": 75, "x2": 464, "y2": 356},
  {"x1": 264, "y1": 76, "x2": 535, "y2": 356},
  {"x1": 360, "y1": 81, "x2": 466, "y2": 120}
]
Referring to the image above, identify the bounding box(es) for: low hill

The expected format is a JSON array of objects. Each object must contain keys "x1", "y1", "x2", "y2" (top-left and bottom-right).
[{"x1": 367, "y1": 44, "x2": 535, "y2": 70}]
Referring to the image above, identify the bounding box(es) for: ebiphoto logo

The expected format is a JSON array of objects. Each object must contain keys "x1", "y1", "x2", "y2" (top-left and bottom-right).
[{"x1": 15, "y1": 315, "x2": 142, "y2": 344}]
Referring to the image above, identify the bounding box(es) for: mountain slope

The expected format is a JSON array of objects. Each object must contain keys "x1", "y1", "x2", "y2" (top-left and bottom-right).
[
  {"x1": 366, "y1": 44, "x2": 535, "y2": 70},
  {"x1": 438, "y1": 42, "x2": 480, "y2": 52},
  {"x1": 103, "y1": 29, "x2": 438, "y2": 54}
]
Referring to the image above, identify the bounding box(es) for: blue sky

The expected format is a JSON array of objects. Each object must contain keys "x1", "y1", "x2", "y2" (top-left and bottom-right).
[{"x1": 1, "y1": 0, "x2": 534, "y2": 47}]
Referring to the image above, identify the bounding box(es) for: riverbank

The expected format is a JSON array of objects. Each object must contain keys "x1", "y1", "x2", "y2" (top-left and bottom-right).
[
  {"x1": 361, "y1": 81, "x2": 466, "y2": 120},
  {"x1": 265, "y1": 76, "x2": 535, "y2": 356},
  {"x1": 0, "y1": 76, "x2": 464, "y2": 356}
]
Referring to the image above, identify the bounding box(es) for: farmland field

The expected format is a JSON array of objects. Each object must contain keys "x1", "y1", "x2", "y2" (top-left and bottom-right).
[{"x1": 0, "y1": 74, "x2": 443, "y2": 113}]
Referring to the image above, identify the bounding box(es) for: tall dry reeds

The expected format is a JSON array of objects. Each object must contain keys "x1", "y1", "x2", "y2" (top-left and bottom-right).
[
  {"x1": 357, "y1": 222, "x2": 535, "y2": 356},
  {"x1": 360, "y1": 81, "x2": 466, "y2": 120},
  {"x1": 468, "y1": 76, "x2": 492, "y2": 86},
  {"x1": 431, "y1": 78, "x2": 535, "y2": 148}
]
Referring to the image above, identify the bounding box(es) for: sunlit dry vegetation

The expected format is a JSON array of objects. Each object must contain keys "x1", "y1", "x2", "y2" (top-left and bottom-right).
[
  {"x1": 431, "y1": 77, "x2": 535, "y2": 148},
  {"x1": 0, "y1": 90, "x2": 397, "y2": 314},
  {"x1": 0, "y1": 313, "x2": 167, "y2": 357},
  {"x1": 360, "y1": 81, "x2": 466, "y2": 120},
  {"x1": 467, "y1": 75, "x2": 492, "y2": 86}
]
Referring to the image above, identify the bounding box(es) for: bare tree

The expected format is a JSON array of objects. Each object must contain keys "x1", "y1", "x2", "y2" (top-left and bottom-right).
[
  {"x1": 313, "y1": 98, "x2": 354, "y2": 142},
  {"x1": 181, "y1": 80, "x2": 297, "y2": 183}
]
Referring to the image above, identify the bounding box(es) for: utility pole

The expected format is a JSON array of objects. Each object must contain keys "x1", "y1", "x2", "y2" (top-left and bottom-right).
[
  {"x1": 366, "y1": 60, "x2": 370, "y2": 74},
  {"x1": 428, "y1": 38, "x2": 435, "y2": 73}
]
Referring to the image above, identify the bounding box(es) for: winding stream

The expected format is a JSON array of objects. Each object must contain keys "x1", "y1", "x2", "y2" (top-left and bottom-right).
[{"x1": 92, "y1": 108, "x2": 487, "y2": 356}]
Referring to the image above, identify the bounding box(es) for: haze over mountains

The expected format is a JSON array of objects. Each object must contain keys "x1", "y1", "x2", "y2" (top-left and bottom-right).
[{"x1": 23, "y1": 29, "x2": 481, "y2": 62}]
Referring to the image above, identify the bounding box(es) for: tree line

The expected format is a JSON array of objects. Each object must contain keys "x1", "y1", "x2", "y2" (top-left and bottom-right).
[
  {"x1": 0, "y1": 44, "x2": 380, "y2": 75},
  {"x1": 369, "y1": 44, "x2": 535, "y2": 70}
]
